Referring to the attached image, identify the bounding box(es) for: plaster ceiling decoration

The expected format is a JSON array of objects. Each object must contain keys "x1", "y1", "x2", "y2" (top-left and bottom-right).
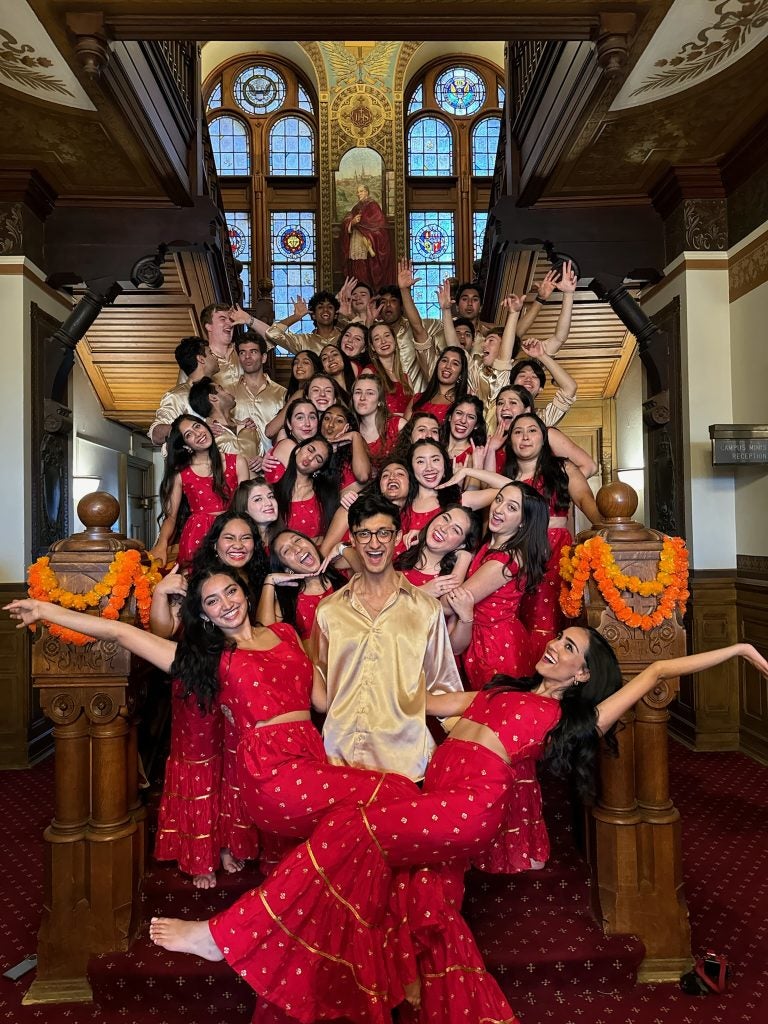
[
  {"x1": 322, "y1": 41, "x2": 400, "y2": 89},
  {"x1": 0, "y1": 1, "x2": 95, "y2": 110},
  {"x1": 611, "y1": 0, "x2": 768, "y2": 111}
]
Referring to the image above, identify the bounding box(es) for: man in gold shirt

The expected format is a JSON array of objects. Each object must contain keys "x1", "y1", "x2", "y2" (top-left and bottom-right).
[
  {"x1": 148, "y1": 336, "x2": 218, "y2": 445},
  {"x1": 231, "y1": 333, "x2": 286, "y2": 454},
  {"x1": 312, "y1": 492, "x2": 463, "y2": 783}
]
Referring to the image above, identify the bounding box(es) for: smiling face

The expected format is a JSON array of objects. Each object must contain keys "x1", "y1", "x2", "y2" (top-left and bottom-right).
[
  {"x1": 496, "y1": 390, "x2": 529, "y2": 431},
  {"x1": 352, "y1": 378, "x2": 381, "y2": 417},
  {"x1": 449, "y1": 401, "x2": 478, "y2": 441},
  {"x1": 340, "y1": 325, "x2": 367, "y2": 358},
  {"x1": 215, "y1": 518, "x2": 255, "y2": 568},
  {"x1": 199, "y1": 573, "x2": 248, "y2": 632},
  {"x1": 426, "y1": 507, "x2": 472, "y2": 554},
  {"x1": 274, "y1": 531, "x2": 321, "y2": 573},
  {"x1": 307, "y1": 377, "x2": 336, "y2": 411},
  {"x1": 377, "y1": 293, "x2": 402, "y2": 325},
  {"x1": 370, "y1": 323, "x2": 396, "y2": 358},
  {"x1": 481, "y1": 332, "x2": 502, "y2": 367},
  {"x1": 320, "y1": 405, "x2": 350, "y2": 442},
  {"x1": 379, "y1": 463, "x2": 410, "y2": 503},
  {"x1": 287, "y1": 402, "x2": 319, "y2": 441},
  {"x1": 457, "y1": 288, "x2": 481, "y2": 321},
  {"x1": 312, "y1": 299, "x2": 337, "y2": 328},
  {"x1": 513, "y1": 364, "x2": 542, "y2": 397},
  {"x1": 510, "y1": 416, "x2": 545, "y2": 461},
  {"x1": 320, "y1": 345, "x2": 344, "y2": 376},
  {"x1": 179, "y1": 418, "x2": 213, "y2": 452},
  {"x1": 489, "y1": 483, "x2": 524, "y2": 538},
  {"x1": 292, "y1": 352, "x2": 316, "y2": 381},
  {"x1": 295, "y1": 439, "x2": 330, "y2": 475},
  {"x1": 350, "y1": 512, "x2": 399, "y2": 575},
  {"x1": 411, "y1": 443, "x2": 446, "y2": 490},
  {"x1": 350, "y1": 286, "x2": 371, "y2": 316},
  {"x1": 204, "y1": 310, "x2": 234, "y2": 350},
  {"x1": 535, "y1": 628, "x2": 592, "y2": 689},
  {"x1": 411, "y1": 416, "x2": 440, "y2": 443},
  {"x1": 245, "y1": 484, "x2": 277, "y2": 526},
  {"x1": 437, "y1": 350, "x2": 463, "y2": 386}
]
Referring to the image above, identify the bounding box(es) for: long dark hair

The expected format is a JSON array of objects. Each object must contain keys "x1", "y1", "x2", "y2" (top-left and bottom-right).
[
  {"x1": 321, "y1": 343, "x2": 357, "y2": 397},
  {"x1": 389, "y1": 412, "x2": 441, "y2": 463},
  {"x1": 503, "y1": 412, "x2": 569, "y2": 512},
  {"x1": 274, "y1": 436, "x2": 336, "y2": 536},
  {"x1": 159, "y1": 415, "x2": 232, "y2": 535},
  {"x1": 441, "y1": 395, "x2": 488, "y2": 448},
  {"x1": 485, "y1": 627, "x2": 622, "y2": 799},
  {"x1": 485, "y1": 481, "x2": 549, "y2": 592},
  {"x1": 396, "y1": 504, "x2": 482, "y2": 575},
  {"x1": 408, "y1": 439, "x2": 461, "y2": 507},
  {"x1": 268, "y1": 528, "x2": 345, "y2": 628},
  {"x1": 337, "y1": 322, "x2": 370, "y2": 368},
  {"x1": 190, "y1": 509, "x2": 269, "y2": 601},
  {"x1": 283, "y1": 398, "x2": 320, "y2": 443},
  {"x1": 321, "y1": 404, "x2": 360, "y2": 482},
  {"x1": 412, "y1": 346, "x2": 469, "y2": 412},
  {"x1": 171, "y1": 566, "x2": 242, "y2": 712},
  {"x1": 286, "y1": 349, "x2": 323, "y2": 398}
]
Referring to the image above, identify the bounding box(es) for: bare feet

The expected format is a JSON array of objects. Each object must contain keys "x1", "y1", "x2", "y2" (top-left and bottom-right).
[
  {"x1": 403, "y1": 976, "x2": 421, "y2": 1011},
  {"x1": 220, "y1": 848, "x2": 245, "y2": 874},
  {"x1": 192, "y1": 871, "x2": 217, "y2": 889},
  {"x1": 149, "y1": 917, "x2": 224, "y2": 961}
]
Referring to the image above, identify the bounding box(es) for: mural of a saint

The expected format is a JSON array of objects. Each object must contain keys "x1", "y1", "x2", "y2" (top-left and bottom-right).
[{"x1": 340, "y1": 184, "x2": 396, "y2": 292}]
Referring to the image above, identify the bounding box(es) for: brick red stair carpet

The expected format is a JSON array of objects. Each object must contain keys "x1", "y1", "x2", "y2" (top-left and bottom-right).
[{"x1": 2, "y1": 742, "x2": 767, "y2": 1024}]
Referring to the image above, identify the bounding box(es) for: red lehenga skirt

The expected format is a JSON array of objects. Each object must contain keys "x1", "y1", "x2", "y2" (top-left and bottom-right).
[{"x1": 520, "y1": 525, "x2": 571, "y2": 663}]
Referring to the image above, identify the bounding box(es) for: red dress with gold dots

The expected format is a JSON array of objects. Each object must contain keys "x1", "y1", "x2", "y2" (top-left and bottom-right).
[
  {"x1": 177, "y1": 454, "x2": 239, "y2": 567},
  {"x1": 208, "y1": 689, "x2": 560, "y2": 1024},
  {"x1": 462, "y1": 543, "x2": 536, "y2": 688},
  {"x1": 285, "y1": 493, "x2": 323, "y2": 538}
]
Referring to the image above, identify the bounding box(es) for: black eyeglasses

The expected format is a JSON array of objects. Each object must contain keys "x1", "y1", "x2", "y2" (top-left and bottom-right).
[{"x1": 352, "y1": 527, "x2": 396, "y2": 543}]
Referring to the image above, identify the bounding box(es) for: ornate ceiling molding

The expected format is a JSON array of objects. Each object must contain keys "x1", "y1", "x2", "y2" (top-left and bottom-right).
[
  {"x1": 611, "y1": 0, "x2": 768, "y2": 111},
  {"x1": 0, "y1": 1, "x2": 95, "y2": 110}
]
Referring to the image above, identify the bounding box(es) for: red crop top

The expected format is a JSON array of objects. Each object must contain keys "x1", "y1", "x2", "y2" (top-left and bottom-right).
[{"x1": 461, "y1": 689, "x2": 561, "y2": 763}]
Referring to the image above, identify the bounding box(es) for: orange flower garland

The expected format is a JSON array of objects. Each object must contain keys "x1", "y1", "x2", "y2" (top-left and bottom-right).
[
  {"x1": 27, "y1": 550, "x2": 161, "y2": 646},
  {"x1": 559, "y1": 535, "x2": 689, "y2": 631}
]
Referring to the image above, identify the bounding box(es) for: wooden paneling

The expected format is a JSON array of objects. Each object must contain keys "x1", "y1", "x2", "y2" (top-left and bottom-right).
[
  {"x1": 737, "y1": 580, "x2": 768, "y2": 764},
  {"x1": 0, "y1": 584, "x2": 52, "y2": 769}
]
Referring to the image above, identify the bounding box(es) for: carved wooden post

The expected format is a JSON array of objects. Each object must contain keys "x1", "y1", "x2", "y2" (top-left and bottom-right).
[
  {"x1": 583, "y1": 481, "x2": 691, "y2": 981},
  {"x1": 23, "y1": 493, "x2": 149, "y2": 1004}
]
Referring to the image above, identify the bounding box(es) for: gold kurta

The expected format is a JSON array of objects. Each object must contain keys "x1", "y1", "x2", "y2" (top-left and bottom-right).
[
  {"x1": 175, "y1": 348, "x2": 242, "y2": 390},
  {"x1": 396, "y1": 317, "x2": 445, "y2": 393},
  {"x1": 265, "y1": 322, "x2": 340, "y2": 356},
  {"x1": 213, "y1": 423, "x2": 262, "y2": 465},
  {"x1": 232, "y1": 374, "x2": 287, "y2": 454},
  {"x1": 147, "y1": 381, "x2": 192, "y2": 442},
  {"x1": 315, "y1": 573, "x2": 463, "y2": 782}
]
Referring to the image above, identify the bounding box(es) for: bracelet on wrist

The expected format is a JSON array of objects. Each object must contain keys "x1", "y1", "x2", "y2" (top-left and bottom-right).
[
  {"x1": 534, "y1": 295, "x2": 548, "y2": 305},
  {"x1": 459, "y1": 618, "x2": 474, "y2": 624}
]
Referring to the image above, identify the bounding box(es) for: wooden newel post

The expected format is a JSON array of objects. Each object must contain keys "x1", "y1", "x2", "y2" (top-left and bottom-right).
[
  {"x1": 24, "y1": 493, "x2": 150, "y2": 1005},
  {"x1": 583, "y1": 481, "x2": 692, "y2": 982}
]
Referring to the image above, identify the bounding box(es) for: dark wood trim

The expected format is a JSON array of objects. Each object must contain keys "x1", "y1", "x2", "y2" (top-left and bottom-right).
[
  {"x1": 737, "y1": 555, "x2": 768, "y2": 582},
  {"x1": 649, "y1": 165, "x2": 726, "y2": 221}
]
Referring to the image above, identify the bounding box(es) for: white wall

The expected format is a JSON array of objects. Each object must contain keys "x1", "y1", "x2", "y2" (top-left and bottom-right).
[{"x1": 614, "y1": 349, "x2": 645, "y2": 525}]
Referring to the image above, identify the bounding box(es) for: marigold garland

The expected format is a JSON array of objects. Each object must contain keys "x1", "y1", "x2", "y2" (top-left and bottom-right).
[
  {"x1": 559, "y1": 535, "x2": 689, "y2": 631},
  {"x1": 27, "y1": 550, "x2": 161, "y2": 646}
]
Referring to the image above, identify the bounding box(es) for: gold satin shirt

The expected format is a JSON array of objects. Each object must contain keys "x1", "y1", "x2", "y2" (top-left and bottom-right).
[
  {"x1": 232, "y1": 374, "x2": 287, "y2": 454},
  {"x1": 315, "y1": 573, "x2": 463, "y2": 782}
]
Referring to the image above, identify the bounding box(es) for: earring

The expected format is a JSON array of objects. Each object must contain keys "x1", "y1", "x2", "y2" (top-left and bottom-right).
[{"x1": 202, "y1": 618, "x2": 214, "y2": 633}]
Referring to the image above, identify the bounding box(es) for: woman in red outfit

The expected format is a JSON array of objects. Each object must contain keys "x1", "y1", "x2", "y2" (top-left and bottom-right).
[
  {"x1": 149, "y1": 415, "x2": 248, "y2": 568},
  {"x1": 273, "y1": 435, "x2": 336, "y2": 542},
  {"x1": 401, "y1": 438, "x2": 497, "y2": 535},
  {"x1": 263, "y1": 398, "x2": 319, "y2": 483},
  {"x1": 351, "y1": 372, "x2": 405, "y2": 466},
  {"x1": 140, "y1": 633, "x2": 768, "y2": 1024},
  {"x1": 395, "y1": 504, "x2": 480, "y2": 598},
  {"x1": 405, "y1": 345, "x2": 469, "y2": 424},
  {"x1": 319, "y1": 403, "x2": 372, "y2": 490},
  {"x1": 365, "y1": 322, "x2": 413, "y2": 415},
  {"x1": 445, "y1": 480, "x2": 550, "y2": 688},
  {"x1": 256, "y1": 528, "x2": 345, "y2": 645},
  {"x1": 441, "y1": 395, "x2": 487, "y2": 467}
]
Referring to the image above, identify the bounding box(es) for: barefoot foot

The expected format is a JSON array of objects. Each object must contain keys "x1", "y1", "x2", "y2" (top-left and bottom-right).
[
  {"x1": 403, "y1": 976, "x2": 422, "y2": 1011},
  {"x1": 220, "y1": 848, "x2": 245, "y2": 874},
  {"x1": 149, "y1": 917, "x2": 224, "y2": 961},
  {"x1": 192, "y1": 871, "x2": 217, "y2": 889}
]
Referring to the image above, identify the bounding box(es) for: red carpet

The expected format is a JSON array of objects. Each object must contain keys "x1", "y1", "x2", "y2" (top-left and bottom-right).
[{"x1": 1, "y1": 742, "x2": 767, "y2": 1023}]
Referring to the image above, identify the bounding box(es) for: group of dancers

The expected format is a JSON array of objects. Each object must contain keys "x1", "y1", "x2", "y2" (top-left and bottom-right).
[{"x1": 7, "y1": 263, "x2": 768, "y2": 1022}]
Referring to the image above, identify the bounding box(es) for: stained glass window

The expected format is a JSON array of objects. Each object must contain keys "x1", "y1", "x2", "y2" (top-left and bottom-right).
[
  {"x1": 269, "y1": 117, "x2": 315, "y2": 176},
  {"x1": 209, "y1": 115, "x2": 250, "y2": 176},
  {"x1": 473, "y1": 211, "x2": 489, "y2": 265},
  {"x1": 270, "y1": 212, "x2": 317, "y2": 347},
  {"x1": 497, "y1": 83, "x2": 506, "y2": 108},
  {"x1": 297, "y1": 83, "x2": 314, "y2": 113},
  {"x1": 234, "y1": 65, "x2": 286, "y2": 115},
  {"x1": 407, "y1": 117, "x2": 453, "y2": 176},
  {"x1": 226, "y1": 211, "x2": 252, "y2": 306},
  {"x1": 434, "y1": 66, "x2": 486, "y2": 116},
  {"x1": 206, "y1": 81, "x2": 222, "y2": 112},
  {"x1": 472, "y1": 117, "x2": 501, "y2": 177},
  {"x1": 409, "y1": 212, "x2": 455, "y2": 320},
  {"x1": 407, "y1": 84, "x2": 423, "y2": 115}
]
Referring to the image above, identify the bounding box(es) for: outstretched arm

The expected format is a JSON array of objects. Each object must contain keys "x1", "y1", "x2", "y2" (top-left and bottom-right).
[
  {"x1": 5, "y1": 598, "x2": 177, "y2": 673},
  {"x1": 596, "y1": 643, "x2": 768, "y2": 736},
  {"x1": 564, "y1": 461, "x2": 601, "y2": 524},
  {"x1": 548, "y1": 427, "x2": 598, "y2": 479},
  {"x1": 398, "y1": 259, "x2": 428, "y2": 345}
]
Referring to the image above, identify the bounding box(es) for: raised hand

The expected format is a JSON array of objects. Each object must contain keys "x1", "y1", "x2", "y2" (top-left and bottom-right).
[
  {"x1": 520, "y1": 336, "x2": 545, "y2": 359},
  {"x1": 153, "y1": 564, "x2": 188, "y2": 600},
  {"x1": 5, "y1": 598, "x2": 44, "y2": 629},
  {"x1": 534, "y1": 269, "x2": 559, "y2": 302},
  {"x1": 437, "y1": 466, "x2": 468, "y2": 490},
  {"x1": 555, "y1": 260, "x2": 578, "y2": 293},
  {"x1": 470, "y1": 442, "x2": 487, "y2": 469},
  {"x1": 292, "y1": 295, "x2": 309, "y2": 319},
  {"x1": 487, "y1": 418, "x2": 507, "y2": 453},
  {"x1": 228, "y1": 303, "x2": 252, "y2": 326},
  {"x1": 436, "y1": 278, "x2": 453, "y2": 311},
  {"x1": 502, "y1": 294, "x2": 525, "y2": 314},
  {"x1": 367, "y1": 295, "x2": 383, "y2": 323},
  {"x1": 397, "y1": 258, "x2": 419, "y2": 290}
]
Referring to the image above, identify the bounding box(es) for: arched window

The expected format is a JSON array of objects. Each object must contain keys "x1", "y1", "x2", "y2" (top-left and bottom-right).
[
  {"x1": 407, "y1": 117, "x2": 453, "y2": 177},
  {"x1": 269, "y1": 116, "x2": 315, "y2": 176},
  {"x1": 209, "y1": 115, "x2": 250, "y2": 176},
  {"x1": 405, "y1": 59, "x2": 503, "y2": 317},
  {"x1": 204, "y1": 56, "x2": 318, "y2": 321}
]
